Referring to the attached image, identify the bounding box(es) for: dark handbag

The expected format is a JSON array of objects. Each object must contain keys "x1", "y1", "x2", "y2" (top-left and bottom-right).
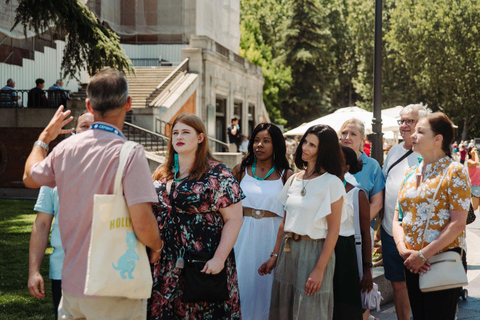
[
  {"x1": 467, "y1": 202, "x2": 476, "y2": 225},
  {"x1": 182, "y1": 251, "x2": 229, "y2": 303}
]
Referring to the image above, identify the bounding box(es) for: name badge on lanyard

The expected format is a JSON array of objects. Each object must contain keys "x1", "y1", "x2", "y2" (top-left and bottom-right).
[{"x1": 90, "y1": 123, "x2": 123, "y2": 138}]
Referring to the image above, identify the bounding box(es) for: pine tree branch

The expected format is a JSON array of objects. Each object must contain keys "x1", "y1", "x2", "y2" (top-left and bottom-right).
[{"x1": 7, "y1": 0, "x2": 133, "y2": 80}]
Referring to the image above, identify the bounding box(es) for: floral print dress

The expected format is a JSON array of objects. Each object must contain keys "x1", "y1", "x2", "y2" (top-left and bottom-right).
[
  {"x1": 149, "y1": 161, "x2": 245, "y2": 320},
  {"x1": 397, "y1": 156, "x2": 470, "y2": 252}
]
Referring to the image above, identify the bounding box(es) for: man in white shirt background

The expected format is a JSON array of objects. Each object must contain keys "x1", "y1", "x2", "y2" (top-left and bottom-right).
[{"x1": 381, "y1": 103, "x2": 431, "y2": 320}]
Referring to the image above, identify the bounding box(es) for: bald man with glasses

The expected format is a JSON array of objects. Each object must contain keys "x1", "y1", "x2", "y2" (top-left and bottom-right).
[{"x1": 381, "y1": 103, "x2": 431, "y2": 320}]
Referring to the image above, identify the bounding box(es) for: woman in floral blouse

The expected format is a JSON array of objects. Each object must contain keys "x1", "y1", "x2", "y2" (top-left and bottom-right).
[
  {"x1": 149, "y1": 114, "x2": 244, "y2": 319},
  {"x1": 392, "y1": 112, "x2": 469, "y2": 320}
]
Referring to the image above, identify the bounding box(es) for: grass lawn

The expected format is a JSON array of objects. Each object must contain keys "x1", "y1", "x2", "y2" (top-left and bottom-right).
[{"x1": 0, "y1": 199, "x2": 54, "y2": 320}]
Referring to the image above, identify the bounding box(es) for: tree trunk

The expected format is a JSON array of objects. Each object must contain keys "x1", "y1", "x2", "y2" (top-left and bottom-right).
[{"x1": 462, "y1": 115, "x2": 477, "y2": 141}]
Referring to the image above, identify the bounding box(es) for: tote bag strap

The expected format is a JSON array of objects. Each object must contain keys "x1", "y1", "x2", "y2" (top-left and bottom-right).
[{"x1": 113, "y1": 141, "x2": 138, "y2": 196}]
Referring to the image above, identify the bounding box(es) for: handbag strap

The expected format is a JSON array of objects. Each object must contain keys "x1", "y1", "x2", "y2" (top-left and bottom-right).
[
  {"x1": 420, "y1": 163, "x2": 450, "y2": 247},
  {"x1": 420, "y1": 162, "x2": 465, "y2": 256},
  {"x1": 113, "y1": 141, "x2": 138, "y2": 195},
  {"x1": 387, "y1": 149, "x2": 414, "y2": 176}
]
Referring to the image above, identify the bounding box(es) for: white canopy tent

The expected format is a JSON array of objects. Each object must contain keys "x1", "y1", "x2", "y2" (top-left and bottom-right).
[
  {"x1": 284, "y1": 106, "x2": 399, "y2": 137},
  {"x1": 381, "y1": 106, "x2": 403, "y2": 120}
]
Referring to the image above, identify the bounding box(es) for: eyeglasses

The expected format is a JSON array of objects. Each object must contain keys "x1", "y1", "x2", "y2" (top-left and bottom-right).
[{"x1": 397, "y1": 119, "x2": 416, "y2": 125}]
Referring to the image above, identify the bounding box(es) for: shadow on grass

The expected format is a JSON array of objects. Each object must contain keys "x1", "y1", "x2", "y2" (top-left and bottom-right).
[
  {"x1": 0, "y1": 293, "x2": 55, "y2": 320},
  {"x1": 0, "y1": 199, "x2": 54, "y2": 320}
]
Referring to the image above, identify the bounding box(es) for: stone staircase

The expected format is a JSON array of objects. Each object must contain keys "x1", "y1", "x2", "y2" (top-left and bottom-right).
[{"x1": 125, "y1": 66, "x2": 177, "y2": 109}]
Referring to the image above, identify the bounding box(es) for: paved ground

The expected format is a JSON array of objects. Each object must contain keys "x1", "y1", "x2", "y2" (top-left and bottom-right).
[{"x1": 371, "y1": 209, "x2": 480, "y2": 320}]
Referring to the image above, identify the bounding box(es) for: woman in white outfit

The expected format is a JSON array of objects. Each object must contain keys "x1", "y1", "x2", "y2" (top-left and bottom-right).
[{"x1": 233, "y1": 123, "x2": 293, "y2": 320}]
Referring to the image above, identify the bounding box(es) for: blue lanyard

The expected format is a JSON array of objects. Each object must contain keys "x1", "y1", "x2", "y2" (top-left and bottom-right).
[{"x1": 90, "y1": 123, "x2": 123, "y2": 138}]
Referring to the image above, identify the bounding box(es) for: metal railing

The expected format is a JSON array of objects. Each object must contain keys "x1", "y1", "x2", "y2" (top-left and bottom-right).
[
  {"x1": 216, "y1": 42, "x2": 229, "y2": 58},
  {"x1": 130, "y1": 58, "x2": 160, "y2": 67},
  {"x1": 124, "y1": 120, "x2": 231, "y2": 154},
  {"x1": 145, "y1": 58, "x2": 189, "y2": 107},
  {"x1": 0, "y1": 36, "x2": 7, "y2": 46},
  {"x1": 123, "y1": 122, "x2": 169, "y2": 152},
  {"x1": 233, "y1": 53, "x2": 245, "y2": 65},
  {"x1": 130, "y1": 58, "x2": 182, "y2": 67},
  {"x1": 160, "y1": 61, "x2": 182, "y2": 67},
  {"x1": 0, "y1": 89, "x2": 71, "y2": 108},
  {"x1": 209, "y1": 136, "x2": 230, "y2": 152}
]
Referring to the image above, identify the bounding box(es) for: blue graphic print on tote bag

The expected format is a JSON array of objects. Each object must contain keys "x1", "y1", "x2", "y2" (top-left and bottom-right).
[{"x1": 112, "y1": 231, "x2": 140, "y2": 279}]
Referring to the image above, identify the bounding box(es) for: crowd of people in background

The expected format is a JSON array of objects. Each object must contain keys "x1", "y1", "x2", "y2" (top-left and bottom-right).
[
  {"x1": 0, "y1": 78, "x2": 70, "y2": 108},
  {"x1": 22, "y1": 68, "x2": 473, "y2": 320}
]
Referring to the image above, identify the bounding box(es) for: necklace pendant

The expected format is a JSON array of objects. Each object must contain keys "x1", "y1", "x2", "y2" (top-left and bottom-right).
[
  {"x1": 175, "y1": 248, "x2": 185, "y2": 269},
  {"x1": 301, "y1": 188, "x2": 306, "y2": 197},
  {"x1": 175, "y1": 257, "x2": 184, "y2": 269}
]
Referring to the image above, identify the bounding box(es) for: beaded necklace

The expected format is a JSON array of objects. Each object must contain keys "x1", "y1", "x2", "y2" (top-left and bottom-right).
[
  {"x1": 252, "y1": 158, "x2": 276, "y2": 181},
  {"x1": 172, "y1": 153, "x2": 190, "y2": 182}
]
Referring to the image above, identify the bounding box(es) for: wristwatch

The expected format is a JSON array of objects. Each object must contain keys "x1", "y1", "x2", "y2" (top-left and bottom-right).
[
  {"x1": 270, "y1": 252, "x2": 278, "y2": 258},
  {"x1": 33, "y1": 141, "x2": 49, "y2": 152},
  {"x1": 363, "y1": 261, "x2": 373, "y2": 268}
]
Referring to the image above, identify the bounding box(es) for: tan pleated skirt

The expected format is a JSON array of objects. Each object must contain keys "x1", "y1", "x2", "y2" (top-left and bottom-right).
[{"x1": 269, "y1": 236, "x2": 335, "y2": 320}]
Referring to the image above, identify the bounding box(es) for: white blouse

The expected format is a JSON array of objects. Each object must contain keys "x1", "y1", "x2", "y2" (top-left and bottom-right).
[{"x1": 278, "y1": 172, "x2": 347, "y2": 239}]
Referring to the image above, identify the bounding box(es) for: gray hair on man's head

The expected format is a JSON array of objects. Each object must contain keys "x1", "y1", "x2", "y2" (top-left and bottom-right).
[
  {"x1": 6, "y1": 78, "x2": 14, "y2": 86},
  {"x1": 399, "y1": 103, "x2": 432, "y2": 119},
  {"x1": 56, "y1": 79, "x2": 63, "y2": 84},
  {"x1": 87, "y1": 68, "x2": 129, "y2": 116}
]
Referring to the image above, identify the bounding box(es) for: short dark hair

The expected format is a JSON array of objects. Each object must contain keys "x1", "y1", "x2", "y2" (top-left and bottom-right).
[
  {"x1": 342, "y1": 146, "x2": 363, "y2": 174},
  {"x1": 240, "y1": 123, "x2": 290, "y2": 179},
  {"x1": 426, "y1": 112, "x2": 454, "y2": 157},
  {"x1": 87, "y1": 68, "x2": 129, "y2": 116},
  {"x1": 231, "y1": 117, "x2": 238, "y2": 122},
  {"x1": 35, "y1": 78, "x2": 45, "y2": 86},
  {"x1": 294, "y1": 125, "x2": 344, "y2": 178}
]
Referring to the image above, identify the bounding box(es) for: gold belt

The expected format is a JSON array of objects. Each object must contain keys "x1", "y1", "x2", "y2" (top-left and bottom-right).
[
  {"x1": 284, "y1": 232, "x2": 325, "y2": 252},
  {"x1": 243, "y1": 207, "x2": 278, "y2": 219}
]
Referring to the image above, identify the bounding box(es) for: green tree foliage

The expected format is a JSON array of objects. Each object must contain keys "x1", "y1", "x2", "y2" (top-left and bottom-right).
[
  {"x1": 241, "y1": 0, "x2": 480, "y2": 137},
  {"x1": 8, "y1": 0, "x2": 133, "y2": 80},
  {"x1": 240, "y1": 0, "x2": 291, "y2": 125},
  {"x1": 278, "y1": 0, "x2": 336, "y2": 127},
  {"x1": 321, "y1": 0, "x2": 356, "y2": 109},
  {"x1": 347, "y1": 0, "x2": 414, "y2": 111},
  {"x1": 387, "y1": 0, "x2": 480, "y2": 139}
]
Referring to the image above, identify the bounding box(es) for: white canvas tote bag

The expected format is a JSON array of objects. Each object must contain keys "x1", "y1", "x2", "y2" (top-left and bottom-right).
[{"x1": 84, "y1": 141, "x2": 153, "y2": 299}]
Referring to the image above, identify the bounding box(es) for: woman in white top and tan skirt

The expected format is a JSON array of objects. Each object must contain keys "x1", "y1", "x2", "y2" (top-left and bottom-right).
[{"x1": 259, "y1": 124, "x2": 346, "y2": 320}]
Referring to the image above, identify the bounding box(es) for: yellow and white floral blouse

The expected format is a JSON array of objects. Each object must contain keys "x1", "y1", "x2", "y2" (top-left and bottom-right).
[{"x1": 398, "y1": 156, "x2": 470, "y2": 251}]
